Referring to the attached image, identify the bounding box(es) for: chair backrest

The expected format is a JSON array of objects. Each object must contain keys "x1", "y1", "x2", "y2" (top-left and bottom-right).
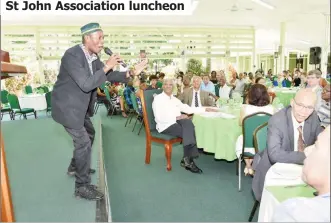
[
  {"x1": 130, "y1": 92, "x2": 139, "y2": 113},
  {"x1": 1, "y1": 90, "x2": 9, "y2": 104},
  {"x1": 7, "y1": 94, "x2": 20, "y2": 110},
  {"x1": 25, "y1": 85, "x2": 33, "y2": 94},
  {"x1": 253, "y1": 122, "x2": 268, "y2": 153},
  {"x1": 141, "y1": 89, "x2": 162, "y2": 132},
  {"x1": 45, "y1": 92, "x2": 51, "y2": 108},
  {"x1": 42, "y1": 86, "x2": 49, "y2": 93},
  {"x1": 102, "y1": 86, "x2": 111, "y2": 102},
  {"x1": 242, "y1": 112, "x2": 272, "y2": 148}
]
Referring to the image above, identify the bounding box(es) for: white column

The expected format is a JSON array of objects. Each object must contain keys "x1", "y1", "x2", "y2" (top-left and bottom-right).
[
  {"x1": 320, "y1": 14, "x2": 330, "y2": 77},
  {"x1": 35, "y1": 30, "x2": 45, "y2": 84},
  {"x1": 278, "y1": 22, "x2": 286, "y2": 73},
  {"x1": 252, "y1": 28, "x2": 256, "y2": 72}
]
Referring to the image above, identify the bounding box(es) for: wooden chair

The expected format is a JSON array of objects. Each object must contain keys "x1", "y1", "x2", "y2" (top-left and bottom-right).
[
  {"x1": 140, "y1": 89, "x2": 182, "y2": 171},
  {"x1": 1, "y1": 132, "x2": 15, "y2": 222}
]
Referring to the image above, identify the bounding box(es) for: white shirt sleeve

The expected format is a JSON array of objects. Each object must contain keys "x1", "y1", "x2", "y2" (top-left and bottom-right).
[
  {"x1": 176, "y1": 97, "x2": 205, "y2": 114},
  {"x1": 152, "y1": 95, "x2": 177, "y2": 126}
]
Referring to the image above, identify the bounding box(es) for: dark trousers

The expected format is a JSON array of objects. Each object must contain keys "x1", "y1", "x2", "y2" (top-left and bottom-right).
[
  {"x1": 162, "y1": 119, "x2": 199, "y2": 158},
  {"x1": 64, "y1": 114, "x2": 95, "y2": 188}
]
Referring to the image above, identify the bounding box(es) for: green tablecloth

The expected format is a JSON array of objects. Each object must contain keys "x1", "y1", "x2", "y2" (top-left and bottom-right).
[
  {"x1": 273, "y1": 88, "x2": 298, "y2": 106},
  {"x1": 266, "y1": 185, "x2": 316, "y2": 203},
  {"x1": 192, "y1": 107, "x2": 241, "y2": 161}
]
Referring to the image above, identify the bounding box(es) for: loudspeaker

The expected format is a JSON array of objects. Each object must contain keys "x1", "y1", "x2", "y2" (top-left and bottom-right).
[
  {"x1": 309, "y1": 47, "x2": 322, "y2": 64},
  {"x1": 274, "y1": 52, "x2": 278, "y2": 59}
]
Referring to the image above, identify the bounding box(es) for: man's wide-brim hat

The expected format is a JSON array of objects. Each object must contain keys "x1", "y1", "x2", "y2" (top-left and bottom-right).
[{"x1": 80, "y1": 23, "x2": 102, "y2": 35}]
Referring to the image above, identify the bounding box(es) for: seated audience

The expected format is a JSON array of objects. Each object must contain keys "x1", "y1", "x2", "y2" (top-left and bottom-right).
[
  {"x1": 235, "y1": 84, "x2": 274, "y2": 176},
  {"x1": 293, "y1": 69, "x2": 301, "y2": 87},
  {"x1": 152, "y1": 78, "x2": 217, "y2": 173},
  {"x1": 252, "y1": 88, "x2": 323, "y2": 201},
  {"x1": 300, "y1": 72, "x2": 307, "y2": 88},
  {"x1": 200, "y1": 74, "x2": 216, "y2": 95},
  {"x1": 306, "y1": 69, "x2": 323, "y2": 111},
  {"x1": 146, "y1": 75, "x2": 159, "y2": 90},
  {"x1": 210, "y1": 70, "x2": 218, "y2": 84},
  {"x1": 96, "y1": 85, "x2": 111, "y2": 114},
  {"x1": 182, "y1": 75, "x2": 191, "y2": 91},
  {"x1": 318, "y1": 84, "x2": 330, "y2": 128},
  {"x1": 233, "y1": 73, "x2": 246, "y2": 96},
  {"x1": 272, "y1": 126, "x2": 330, "y2": 222},
  {"x1": 217, "y1": 75, "x2": 231, "y2": 100},
  {"x1": 156, "y1": 72, "x2": 165, "y2": 88},
  {"x1": 123, "y1": 81, "x2": 135, "y2": 112},
  {"x1": 176, "y1": 75, "x2": 184, "y2": 96},
  {"x1": 179, "y1": 76, "x2": 213, "y2": 107}
]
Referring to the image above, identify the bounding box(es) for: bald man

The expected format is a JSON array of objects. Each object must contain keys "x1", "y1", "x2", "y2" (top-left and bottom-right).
[
  {"x1": 272, "y1": 126, "x2": 330, "y2": 222},
  {"x1": 252, "y1": 89, "x2": 323, "y2": 201}
]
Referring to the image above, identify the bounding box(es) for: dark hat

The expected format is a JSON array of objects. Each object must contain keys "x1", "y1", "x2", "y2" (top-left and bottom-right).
[{"x1": 80, "y1": 23, "x2": 102, "y2": 35}]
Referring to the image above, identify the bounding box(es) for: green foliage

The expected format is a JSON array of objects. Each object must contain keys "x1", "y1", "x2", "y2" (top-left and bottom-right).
[
  {"x1": 186, "y1": 58, "x2": 205, "y2": 75},
  {"x1": 44, "y1": 69, "x2": 58, "y2": 84},
  {"x1": 4, "y1": 73, "x2": 33, "y2": 94}
]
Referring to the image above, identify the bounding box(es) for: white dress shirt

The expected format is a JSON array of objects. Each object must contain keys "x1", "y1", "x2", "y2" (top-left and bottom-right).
[
  {"x1": 272, "y1": 194, "x2": 330, "y2": 222},
  {"x1": 218, "y1": 84, "x2": 231, "y2": 100},
  {"x1": 191, "y1": 89, "x2": 202, "y2": 107},
  {"x1": 291, "y1": 112, "x2": 305, "y2": 151},
  {"x1": 152, "y1": 92, "x2": 204, "y2": 132}
]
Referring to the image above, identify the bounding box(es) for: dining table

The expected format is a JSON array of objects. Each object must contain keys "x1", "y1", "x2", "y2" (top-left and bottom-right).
[
  {"x1": 258, "y1": 163, "x2": 316, "y2": 222},
  {"x1": 192, "y1": 104, "x2": 242, "y2": 161}
]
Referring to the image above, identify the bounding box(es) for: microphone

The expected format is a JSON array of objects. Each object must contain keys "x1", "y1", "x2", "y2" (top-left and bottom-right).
[{"x1": 104, "y1": 47, "x2": 127, "y2": 68}]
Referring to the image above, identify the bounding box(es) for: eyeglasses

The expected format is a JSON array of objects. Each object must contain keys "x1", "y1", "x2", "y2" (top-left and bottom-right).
[{"x1": 293, "y1": 99, "x2": 314, "y2": 111}]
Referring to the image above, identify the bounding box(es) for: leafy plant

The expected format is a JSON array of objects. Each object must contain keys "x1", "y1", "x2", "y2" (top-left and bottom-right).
[
  {"x1": 4, "y1": 73, "x2": 33, "y2": 94},
  {"x1": 186, "y1": 58, "x2": 205, "y2": 75}
]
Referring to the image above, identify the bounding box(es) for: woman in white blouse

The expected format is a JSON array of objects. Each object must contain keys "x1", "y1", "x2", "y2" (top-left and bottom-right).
[{"x1": 236, "y1": 84, "x2": 275, "y2": 176}]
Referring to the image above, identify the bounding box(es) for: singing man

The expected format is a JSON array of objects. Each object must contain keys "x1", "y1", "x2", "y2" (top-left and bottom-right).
[{"x1": 51, "y1": 23, "x2": 147, "y2": 201}]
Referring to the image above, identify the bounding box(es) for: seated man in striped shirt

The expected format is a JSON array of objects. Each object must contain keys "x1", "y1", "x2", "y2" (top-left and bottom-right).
[{"x1": 318, "y1": 84, "x2": 330, "y2": 128}]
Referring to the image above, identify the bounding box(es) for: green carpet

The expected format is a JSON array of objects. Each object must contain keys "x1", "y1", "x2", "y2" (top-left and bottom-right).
[
  {"x1": 2, "y1": 117, "x2": 100, "y2": 222},
  {"x1": 101, "y1": 109, "x2": 258, "y2": 222},
  {"x1": 1, "y1": 107, "x2": 258, "y2": 222}
]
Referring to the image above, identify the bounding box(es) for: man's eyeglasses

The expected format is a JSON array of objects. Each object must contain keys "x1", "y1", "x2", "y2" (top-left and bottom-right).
[{"x1": 293, "y1": 99, "x2": 314, "y2": 111}]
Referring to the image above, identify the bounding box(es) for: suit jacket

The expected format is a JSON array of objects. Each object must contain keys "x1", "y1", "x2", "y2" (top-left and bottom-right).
[
  {"x1": 179, "y1": 88, "x2": 213, "y2": 107},
  {"x1": 252, "y1": 106, "x2": 323, "y2": 201},
  {"x1": 51, "y1": 44, "x2": 128, "y2": 129}
]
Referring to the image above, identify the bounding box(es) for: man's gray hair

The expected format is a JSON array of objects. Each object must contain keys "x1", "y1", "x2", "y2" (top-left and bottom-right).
[
  {"x1": 163, "y1": 78, "x2": 175, "y2": 85},
  {"x1": 308, "y1": 69, "x2": 322, "y2": 78},
  {"x1": 192, "y1": 75, "x2": 202, "y2": 82}
]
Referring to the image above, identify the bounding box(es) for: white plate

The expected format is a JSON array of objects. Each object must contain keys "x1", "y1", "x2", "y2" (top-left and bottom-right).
[{"x1": 272, "y1": 164, "x2": 303, "y2": 179}]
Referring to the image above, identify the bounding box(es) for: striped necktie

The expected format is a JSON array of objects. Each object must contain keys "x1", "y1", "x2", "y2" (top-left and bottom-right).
[
  {"x1": 297, "y1": 126, "x2": 304, "y2": 152},
  {"x1": 195, "y1": 92, "x2": 199, "y2": 107}
]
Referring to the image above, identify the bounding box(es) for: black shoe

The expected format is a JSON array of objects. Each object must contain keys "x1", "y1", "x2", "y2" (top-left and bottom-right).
[
  {"x1": 74, "y1": 185, "x2": 104, "y2": 201},
  {"x1": 67, "y1": 168, "x2": 96, "y2": 176},
  {"x1": 180, "y1": 157, "x2": 203, "y2": 174}
]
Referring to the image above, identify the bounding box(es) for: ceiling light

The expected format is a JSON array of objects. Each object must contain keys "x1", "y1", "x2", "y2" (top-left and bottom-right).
[
  {"x1": 298, "y1": 40, "x2": 311, "y2": 44},
  {"x1": 251, "y1": 0, "x2": 275, "y2": 10}
]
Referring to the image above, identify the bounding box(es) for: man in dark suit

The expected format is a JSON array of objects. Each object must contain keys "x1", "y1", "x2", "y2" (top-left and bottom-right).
[
  {"x1": 252, "y1": 89, "x2": 323, "y2": 201},
  {"x1": 52, "y1": 23, "x2": 147, "y2": 200}
]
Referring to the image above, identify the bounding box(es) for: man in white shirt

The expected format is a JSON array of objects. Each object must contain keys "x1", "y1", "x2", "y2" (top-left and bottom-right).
[
  {"x1": 218, "y1": 76, "x2": 231, "y2": 100},
  {"x1": 152, "y1": 78, "x2": 217, "y2": 173},
  {"x1": 272, "y1": 126, "x2": 330, "y2": 222},
  {"x1": 252, "y1": 89, "x2": 323, "y2": 201}
]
